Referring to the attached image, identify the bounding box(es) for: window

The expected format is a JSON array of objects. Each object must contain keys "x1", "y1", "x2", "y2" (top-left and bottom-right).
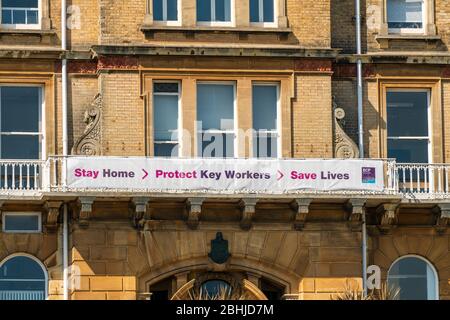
[
  {"x1": 388, "y1": 256, "x2": 438, "y2": 300},
  {"x1": 2, "y1": 212, "x2": 41, "y2": 233},
  {"x1": 200, "y1": 280, "x2": 232, "y2": 298},
  {"x1": 387, "y1": 89, "x2": 430, "y2": 164},
  {"x1": 0, "y1": 86, "x2": 44, "y2": 160},
  {"x1": 153, "y1": 0, "x2": 180, "y2": 24},
  {"x1": 197, "y1": 83, "x2": 235, "y2": 158},
  {"x1": 250, "y1": 0, "x2": 275, "y2": 25},
  {"x1": 197, "y1": 0, "x2": 233, "y2": 25},
  {"x1": 252, "y1": 84, "x2": 279, "y2": 158},
  {"x1": 153, "y1": 82, "x2": 180, "y2": 157},
  {"x1": 1, "y1": 0, "x2": 41, "y2": 29},
  {"x1": 0, "y1": 254, "x2": 47, "y2": 300},
  {"x1": 387, "y1": 0, "x2": 424, "y2": 33}
]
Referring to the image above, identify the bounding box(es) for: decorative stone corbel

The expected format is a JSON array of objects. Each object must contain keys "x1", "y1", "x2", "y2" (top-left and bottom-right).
[
  {"x1": 186, "y1": 198, "x2": 205, "y2": 230},
  {"x1": 78, "y1": 197, "x2": 95, "y2": 228},
  {"x1": 333, "y1": 98, "x2": 360, "y2": 159},
  {"x1": 432, "y1": 204, "x2": 450, "y2": 235},
  {"x1": 290, "y1": 199, "x2": 313, "y2": 230},
  {"x1": 44, "y1": 201, "x2": 63, "y2": 233},
  {"x1": 376, "y1": 203, "x2": 400, "y2": 234},
  {"x1": 346, "y1": 199, "x2": 367, "y2": 231},
  {"x1": 239, "y1": 199, "x2": 258, "y2": 230},
  {"x1": 72, "y1": 94, "x2": 102, "y2": 156},
  {"x1": 131, "y1": 197, "x2": 150, "y2": 229}
]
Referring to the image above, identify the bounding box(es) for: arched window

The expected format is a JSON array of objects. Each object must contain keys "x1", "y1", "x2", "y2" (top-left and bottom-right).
[
  {"x1": 388, "y1": 255, "x2": 438, "y2": 300},
  {"x1": 0, "y1": 254, "x2": 47, "y2": 300}
]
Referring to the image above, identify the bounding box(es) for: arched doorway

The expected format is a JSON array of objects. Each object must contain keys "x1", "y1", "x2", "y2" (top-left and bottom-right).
[
  {"x1": 0, "y1": 253, "x2": 48, "y2": 300},
  {"x1": 170, "y1": 273, "x2": 269, "y2": 300}
]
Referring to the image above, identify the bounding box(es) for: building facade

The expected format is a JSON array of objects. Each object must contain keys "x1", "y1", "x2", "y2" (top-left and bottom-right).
[{"x1": 0, "y1": 0, "x2": 448, "y2": 300}]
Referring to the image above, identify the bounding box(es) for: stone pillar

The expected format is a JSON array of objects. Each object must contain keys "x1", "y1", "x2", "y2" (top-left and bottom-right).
[
  {"x1": 183, "y1": 0, "x2": 197, "y2": 27},
  {"x1": 181, "y1": 78, "x2": 197, "y2": 157},
  {"x1": 144, "y1": 0, "x2": 154, "y2": 25},
  {"x1": 237, "y1": 79, "x2": 252, "y2": 158},
  {"x1": 236, "y1": 0, "x2": 250, "y2": 27},
  {"x1": 277, "y1": 0, "x2": 288, "y2": 28}
]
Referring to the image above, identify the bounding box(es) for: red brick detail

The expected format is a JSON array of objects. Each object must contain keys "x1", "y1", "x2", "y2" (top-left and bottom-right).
[
  {"x1": 97, "y1": 56, "x2": 139, "y2": 70},
  {"x1": 295, "y1": 59, "x2": 333, "y2": 73},
  {"x1": 442, "y1": 67, "x2": 450, "y2": 78},
  {"x1": 332, "y1": 64, "x2": 376, "y2": 78}
]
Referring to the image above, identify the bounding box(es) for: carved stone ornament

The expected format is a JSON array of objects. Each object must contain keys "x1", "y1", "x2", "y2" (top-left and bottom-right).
[
  {"x1": 333, "y1": 98, "x2": 360, "y2": 159},
  {"x1": 72, "y1": 93, "x2": 102, "y2": 156}
]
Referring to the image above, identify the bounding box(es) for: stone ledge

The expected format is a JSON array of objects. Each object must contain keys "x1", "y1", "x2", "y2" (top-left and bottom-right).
[
  {"x1": 375, "y1": 34, "x2": 442, "y2": 50},
  {"x1": 0, "y1": 28, "x2": 56, "y2": 36},
  {"x1": 140, "y1": 24, "x2": 292, "y2": 34},
  {"x1": 91, "y1": 45, "x2": 338, "y2": 59}
]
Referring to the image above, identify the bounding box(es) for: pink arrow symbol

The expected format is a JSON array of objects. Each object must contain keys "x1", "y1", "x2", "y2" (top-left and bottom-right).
[
  {"x1": 277, "y1": 170, "x2": 284, "y2": 181},
  {"x1": 142, "y1": 169, "x2": 148, "y2": 179}
]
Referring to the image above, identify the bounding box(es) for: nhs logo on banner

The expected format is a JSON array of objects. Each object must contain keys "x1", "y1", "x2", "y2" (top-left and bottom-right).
[{"x1": 362, "y1": 167, "x2": 376, "y2": 184}]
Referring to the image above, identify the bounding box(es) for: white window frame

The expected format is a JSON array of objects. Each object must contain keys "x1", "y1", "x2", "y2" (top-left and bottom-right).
[
  {"x1": 197, "y1": 0, "x2": 235, "y2": 27},
  {"x1": 387, "y1": 254, "x2": 439, "y2": 300},
  {"x1": 2, "y1": 211, "x2": 42, "y2": 233},
  {"x1": 386, "y1": 88, "x2": 432, "y2": 164},
  {"x1": 152, "y1": 80, "x2": 182, "y2": 158},
  {"x1": 387, "y1": 0, "x2": 426, "y2": 34},
  {"x1": 196, "y1": 81, "x2": 237, "y2": 158},
  {"x1": 0, "y1": 85, "x2": 46, "y2": 160},
  {"x1": 0, "y1": 253, "x2": 48, "y2": 300},
  {"x1": 153, "y1": 0, "x2": 182, "y2": 26},
  {"x1": 249, "y1": 0, "x2": 278, "y2": 28},
  {"x1": 0, "y1": 0, "x2": 42, "y2": 30},
  {"x1": 251, "y1": 82, "x2": 281, "y2": 159}
]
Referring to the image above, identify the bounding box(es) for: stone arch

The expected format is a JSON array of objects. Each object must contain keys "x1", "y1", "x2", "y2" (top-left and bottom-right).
[{"x1": 138, "y1": 255, "x2": 301, "y2": 298}]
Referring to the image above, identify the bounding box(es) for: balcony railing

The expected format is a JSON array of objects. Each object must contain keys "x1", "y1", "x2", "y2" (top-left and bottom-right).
[{"x1": 0, "y1": 157, "x2": 448, "y2": 200}]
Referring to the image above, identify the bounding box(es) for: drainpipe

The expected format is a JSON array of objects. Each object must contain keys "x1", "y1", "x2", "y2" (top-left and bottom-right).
[
  {"x1": 61, "y1": 0, "x2": 69, "y2": 301},
  {"x1": 355, "y1": 0, "x2": 368, "y2": 298}
]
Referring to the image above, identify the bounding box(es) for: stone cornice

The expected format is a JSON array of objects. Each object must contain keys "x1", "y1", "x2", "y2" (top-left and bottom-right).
[{"x1": 90, "y1": 45, "x2": 339, "y2": 59}]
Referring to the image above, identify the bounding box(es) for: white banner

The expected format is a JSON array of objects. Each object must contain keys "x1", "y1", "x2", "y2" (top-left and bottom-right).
[{"x1": 66, "y1": 157, "x2": 385, "y2": 194}]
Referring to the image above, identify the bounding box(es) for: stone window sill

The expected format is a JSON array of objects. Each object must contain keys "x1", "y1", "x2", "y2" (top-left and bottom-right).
[
  {"x1": 0, "y1": 28, "x2": 56, "y2": 36},
  {"x1": 140, "y1": 25, "x2": 292, "y2": 34},
  {"x1": 375, "y1": 34, "x2": 441, "y2": 49}
]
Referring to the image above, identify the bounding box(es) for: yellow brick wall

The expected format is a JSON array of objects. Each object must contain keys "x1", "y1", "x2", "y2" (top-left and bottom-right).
[{"x1": 293, "y1": 74, "x2": 333, "y2": 158}]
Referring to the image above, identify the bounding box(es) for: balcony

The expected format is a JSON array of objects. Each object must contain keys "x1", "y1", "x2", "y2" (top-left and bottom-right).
[{"x1": 0, "y1": 157, "x2": 448, "y2": 201}]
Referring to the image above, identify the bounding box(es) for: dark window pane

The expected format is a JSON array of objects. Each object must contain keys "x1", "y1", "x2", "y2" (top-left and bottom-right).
[
  {"x1": 387, "y1": 0, "x2": 423, "y2": 28},
  {"x1": 201, "y1": 280, "x2": 231, "y2": 298},
  {"x1": 252, "y1": 85, "x2": 277, "y2": 130},
  {"x1": 215, "y1": 0, "x2": 231, "y2": 22},
  {"x1": 387, "y1": 91, "x2": 428, "y2": 137},
  {"x1": 3, "y1": 0, "x2": 38, "y2": 8},
  {"x1": 197, "y1": 84, "x2": 234, "y2": 131},
  {"x1": 154, "y1": 83, "x2": 178, "y2": 93},
  {"x1": 26, "y1": 10, "x2": 38, "y2": 24},
  {"x1": 250, "y1": 0, "x2": 259, "y2": 22},
  {"x1": 197, "y1": 0, "x2": 212, "y2": 21},
  {"x1": 0, "y1": 256, "x2": 44, "y2": 280},
  {"x1": 254, "y1": 133, "x2": 277, "y2": 158},
  {"x1": 4, "y1": 215, "x2": 39, "y2": 232},
  {"x1": 263, "y1": 0, "x2": 274, "y2": 22},
  {"x1": 153, "y1": 95, "x2": 178, "y2": 141},
  {"x1": 387, "y1": 139, "x2": 428, "y2": 163},
  {"x1": 12, "y1": 10, "x2": 26, "y2": 24},
  {"x1": 2, "y1": 10, "x2": 12, "y2": 24},
  {"x1": 153, "y1": 0, "x2": 163, "y2": 20},
  {"x1": 154, "y1": 143, "x2": 179, "y2": 157},
  {"x1": 167, "y1": 0, "x2": 178, "y2": 21},
  {"x1": 199, "y1": 133, "x2": 234, "y2": 158},
  {"x1": 1, "y1": 87, "x2": 40, "y2": 132},
  {"x1": 1, "y1": 135, "x2": 40, "y2": 159}
]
